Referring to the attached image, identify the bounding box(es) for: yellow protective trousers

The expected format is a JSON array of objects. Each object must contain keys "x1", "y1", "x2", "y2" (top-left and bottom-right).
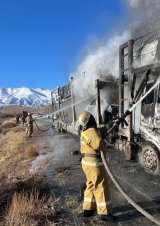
[
  {"x1": 26, "y1": 124, "x2": 33, "y2": 137},
  {"x1": 82, "y1": 159, "x2": 111, "y2": 215}
]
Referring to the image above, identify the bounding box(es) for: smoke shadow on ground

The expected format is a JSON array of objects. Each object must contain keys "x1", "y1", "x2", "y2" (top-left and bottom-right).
[{"x1": 113, "y1": 198, "x2": 160, "y2": 223}]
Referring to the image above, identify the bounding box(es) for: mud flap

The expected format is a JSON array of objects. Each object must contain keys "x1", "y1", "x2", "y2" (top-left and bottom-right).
[{"x1": 125, "y1": 142, "x2": 137, "y2": 160}]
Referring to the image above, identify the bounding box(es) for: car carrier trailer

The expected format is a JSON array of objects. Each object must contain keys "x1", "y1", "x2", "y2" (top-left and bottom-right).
[
  {"x1": 51, "y1": 38, "x2": 160, "y2": 175},
  {"x1": 96, "y1": 39, "x2": 160, "y2": 175}
]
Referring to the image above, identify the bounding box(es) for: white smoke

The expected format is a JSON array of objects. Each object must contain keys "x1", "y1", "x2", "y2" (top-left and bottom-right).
[
  {"x1": 71, "y1": 30, "x2": 130, "y2": 99},
  {"x1": 126, "y1": 0, "x2": 159, "y2": 14},
  {"x1": 127, "y1": 0, "x2": 140, "y2": 8},
  {"x1": 127, "y1": 0, "x2": 150, "y2": 8},
  {"x1": 30, "y1": 134, "x2": 78, "y2": 175},
  {"x1": 134, "y1": 40, "x2": 158, "y2": 68},
  {"x1": 127, "y1": 0, "x2": 160, "y2": 27},
  {"x1": 70, "y1": 0, "x2": 160, "y2": 103}
]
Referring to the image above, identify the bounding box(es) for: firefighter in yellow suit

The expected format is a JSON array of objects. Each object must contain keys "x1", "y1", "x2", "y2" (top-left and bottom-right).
[
  {"x1": 26, "y1": 113, "x2": 34, "y2": 137},
  {"x1": 79, "y1": 111, "x2": 116, "y2": 222}
]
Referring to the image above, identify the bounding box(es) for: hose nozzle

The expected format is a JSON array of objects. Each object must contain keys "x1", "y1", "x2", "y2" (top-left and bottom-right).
[{"x1": 115, "y1": 110, "x2": 131, "y2": 126}]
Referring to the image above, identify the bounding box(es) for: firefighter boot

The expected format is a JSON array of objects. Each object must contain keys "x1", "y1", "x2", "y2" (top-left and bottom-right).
[{"x1": 83, "y1": 210, "x2": 94, "y2": 217}]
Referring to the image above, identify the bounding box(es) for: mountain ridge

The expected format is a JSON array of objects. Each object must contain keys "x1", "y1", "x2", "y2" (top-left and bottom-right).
[{"x1": 0, "y1": 87, "x2": 52, "y2": 107}]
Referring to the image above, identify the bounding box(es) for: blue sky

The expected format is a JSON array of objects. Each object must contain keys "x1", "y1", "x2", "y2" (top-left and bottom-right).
[{"x1": 0, "y1": 0, "x2": 128, "y2": 89}]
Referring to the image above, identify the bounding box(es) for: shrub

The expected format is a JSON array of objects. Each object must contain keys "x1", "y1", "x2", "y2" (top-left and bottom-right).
[
  {"x1": 5, "y1": 190, "x2": 41, "y2": 226},
  {"x1": 25, "y1": 145, "x2": 39, "y2": 158},
  {"x1": 1, "y1": 120, "x2": 16, "y2": 129},
  {"x1": 5, "y1": 190, "x2": 58, "y2": 226}
]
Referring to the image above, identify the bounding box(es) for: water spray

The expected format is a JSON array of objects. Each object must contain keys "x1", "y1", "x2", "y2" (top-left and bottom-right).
[
  {"x1": 51, "y1": 97, "x2": 91, "y2": 116},
  {"x1": 129, "y1": 79, "x2": 160, "y2": 112},
  {"x1": 107, "y1": 79, "x2": 160, "y2": 135}
]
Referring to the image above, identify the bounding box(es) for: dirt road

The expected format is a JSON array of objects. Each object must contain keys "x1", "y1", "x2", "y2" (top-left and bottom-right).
[{"x1": 30, "y1": 118, "x2": 160, "y2": 226}]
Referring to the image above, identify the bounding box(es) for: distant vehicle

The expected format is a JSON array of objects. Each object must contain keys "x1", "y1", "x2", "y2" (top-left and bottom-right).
[
  {"x1": 32, "y1": 114, "x2": 40, "y2": 119},
  {"x1": 45, "y1": 114, "x2": 51, "y2": 119},
  {"x1": 53, "y1": 114, "x2": 58, "y2": 120}
]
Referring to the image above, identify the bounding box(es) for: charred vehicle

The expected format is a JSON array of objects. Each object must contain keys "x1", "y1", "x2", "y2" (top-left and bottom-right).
[
  {"x1": 103, "y1": 39, "x2": 160, "y2": 175},
  {"x1": 52, "y1": 39, "x2": 160, "y2": 175},
  {"x1": 51, "y1": 83, "x2": 95, "y2": 135}
]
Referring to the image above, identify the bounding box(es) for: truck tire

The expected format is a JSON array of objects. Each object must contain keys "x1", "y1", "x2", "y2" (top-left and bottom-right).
[{"x1": 139, "y1": 143, "x2": 160, "y2": 175}]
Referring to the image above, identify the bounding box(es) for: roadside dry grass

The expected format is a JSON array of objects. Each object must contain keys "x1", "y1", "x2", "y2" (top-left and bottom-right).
[
  {"x1": 0, "y1": 117, "x2": 26, "y2": 135},
  {"x1": 3, "y1": 175, "x2": 63, "y2": 226},
  {"x1": 25, "y1": 145, "x2": 39, "y2": 158},
  {"x1": 0, "y1": 117, "x2": 64, "y2": 225},
  {"x1": 3, "y1": 130, "x2": 26, "y2": 157},
  {"x1": 1, "y1": 119, "x2": 16, "y2": 129},
  {"x1": 0, "y1": 105, "x2": 52, "y2": 117},
  {"x1": 5, "y1": 189, "x2": 58, "y2": 226},
  {"x1": 5, "y1": 190, "x2": 41, "y2": 226},
  {"x1": 0, "y1": 118, "x2": 16, "y2": 135},
  {"x1": 0, "y1": 130, "x2": 26, "y2": 167}
]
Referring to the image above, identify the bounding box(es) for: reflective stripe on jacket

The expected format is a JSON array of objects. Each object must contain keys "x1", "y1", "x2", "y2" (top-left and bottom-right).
[
  {"x1": 81, "y1": 128, "x2": 107, "y2": 155},
  {"x1": 81, "y1": 158, "x2": 104, "y2": 167}
]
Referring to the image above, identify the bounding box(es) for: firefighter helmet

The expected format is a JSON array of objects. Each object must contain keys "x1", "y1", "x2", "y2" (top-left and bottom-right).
[{"x1": 78, "y1": 111, "x2": 91, "y2": 127}]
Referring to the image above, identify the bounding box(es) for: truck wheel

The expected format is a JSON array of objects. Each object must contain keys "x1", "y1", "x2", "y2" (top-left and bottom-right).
[{"x1": 139, "y1": 143, "x2": 160, "y2": 175}]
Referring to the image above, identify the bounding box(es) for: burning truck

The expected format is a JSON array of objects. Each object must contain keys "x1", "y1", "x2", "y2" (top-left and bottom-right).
[{"x1": 51, "y1": 38, "x2": 160, "y2": 175}]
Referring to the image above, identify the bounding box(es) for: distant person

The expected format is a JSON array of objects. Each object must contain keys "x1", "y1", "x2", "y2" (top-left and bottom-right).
[
  {"x1": 21, "y1": 111, "x2": 28, "y2": 126},
  {"x1": 26, "y1": 112, "x2": 34, "y2": 137},
  {"x1": 16, "y1": 114, "x2": 20, "y2": 124}
]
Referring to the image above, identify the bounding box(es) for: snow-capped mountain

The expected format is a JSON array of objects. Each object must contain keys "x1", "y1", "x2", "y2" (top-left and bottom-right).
[{"x1": 0, "y1": 87, "x2": 52, "y2": 107}]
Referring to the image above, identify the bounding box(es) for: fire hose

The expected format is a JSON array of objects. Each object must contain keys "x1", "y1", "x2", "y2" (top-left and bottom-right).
[
  {"x1": 100, "y1": 151, "x2": 160, "y2": 225},
  {"x1": 33, "y1": 120, "x2": 53, "y2": 132}
]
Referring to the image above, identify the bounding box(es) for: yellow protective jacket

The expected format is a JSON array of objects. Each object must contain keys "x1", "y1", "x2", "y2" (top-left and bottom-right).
[
  {"x1": 26, "y1": 116, "x2": 33, "y2": 125},
  {"x1": 80, "y1": 128, "x2": 107, "y2": 163}
]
